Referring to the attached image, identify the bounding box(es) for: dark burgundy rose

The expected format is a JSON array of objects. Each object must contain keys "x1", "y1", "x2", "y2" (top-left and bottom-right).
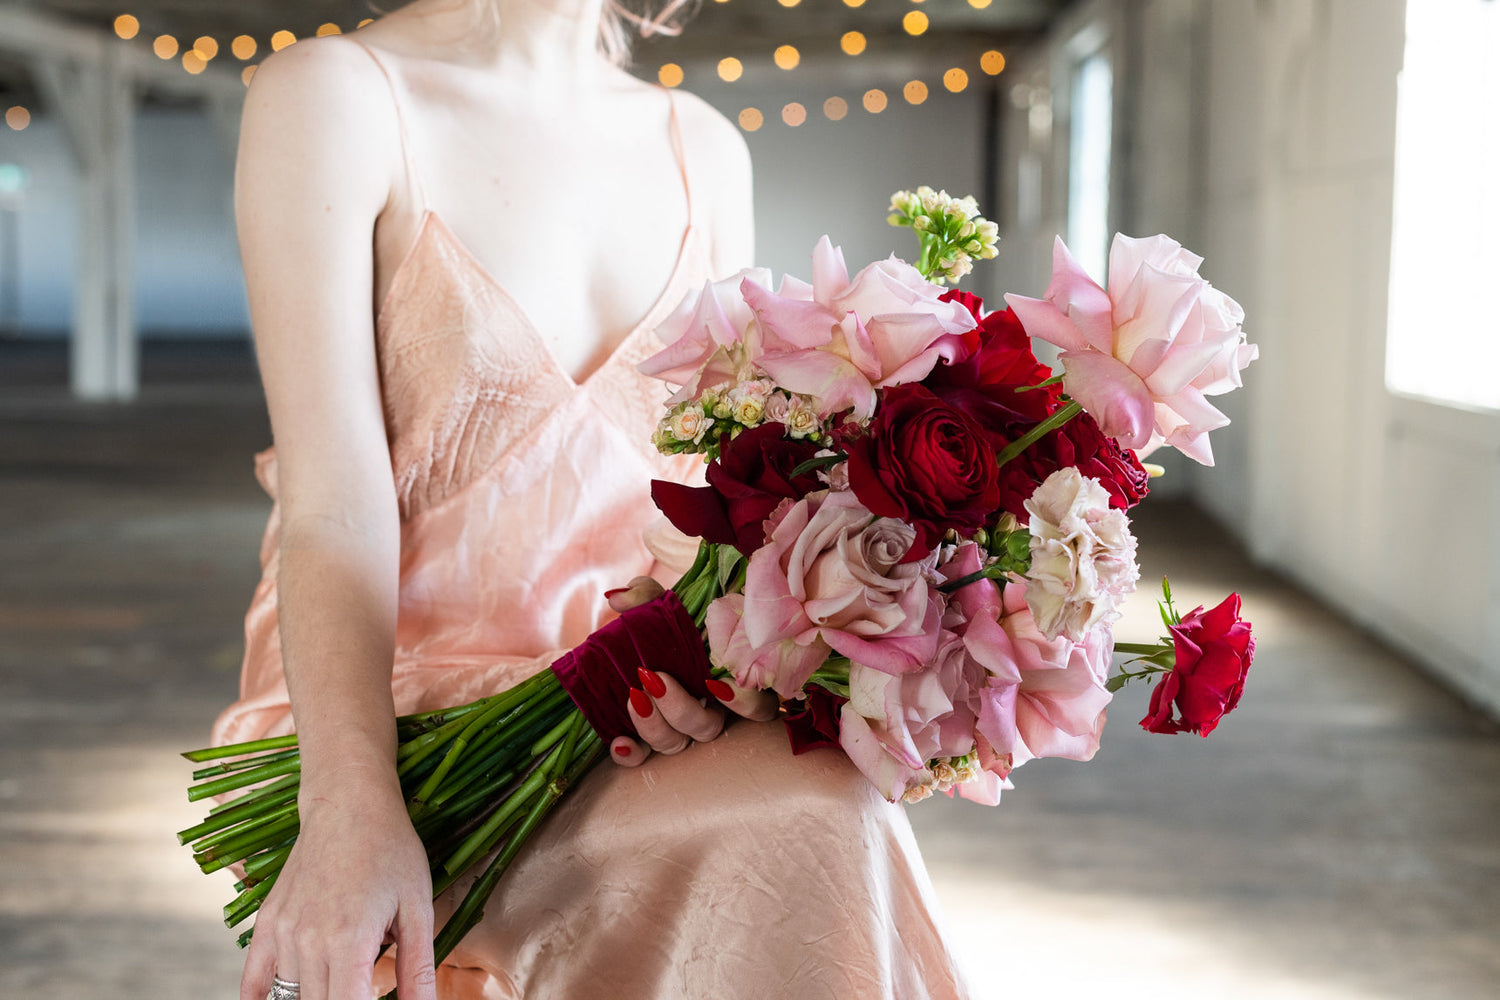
[
  {"x1": 844, "y1": 384, "x2": 1000, "y2": 561},
  {"x1": 995, "y1": 409, "x2": 1150, "y2": 524},
  {"x1": 923, "y1": 301, "x2": 1062, "y2": 443},
  {"x1": 1141, "y1": 593, "x2": 1255, "y2": 737},
  {"x1": 651, "y1": 422, "x2": 824, "y2": 555},
  {"x1": 783, "y1": 685, "x2": 848, "y2": 755}
]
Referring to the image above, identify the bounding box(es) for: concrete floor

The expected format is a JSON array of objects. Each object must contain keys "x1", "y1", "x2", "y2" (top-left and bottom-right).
[{"x1": 2, "y1": 344, "x2": 1498, "y2": 999}]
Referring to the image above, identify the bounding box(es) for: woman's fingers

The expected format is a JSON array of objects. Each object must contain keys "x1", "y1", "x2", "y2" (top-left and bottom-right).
[
  {"x1": 610, "y1": 735, "x2": 648, "y2": 767},
  {"x1": 637, "y1": 668, "x2": 726, "y2": 747},
  {"x1": 240, "y1": 931, "x2": 279, "y2": 1000},
  {"x1": 605, "y1": 576, "x2": 665, "y2": 613},
  {"x1": 393, "y1": 900, "x2": 439, "y2": 1000},
  {"x1": 706, "y1": 676, "x2": 780, "y2": 722}
]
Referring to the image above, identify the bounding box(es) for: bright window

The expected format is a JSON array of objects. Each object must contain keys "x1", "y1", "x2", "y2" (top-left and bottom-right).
[
  {"x1": 1067, "y1": 51, "x2": 1112, "y2": 285},
  {"x1": 1386, "y1": 0, "x2": 1500, "y2": 410}
]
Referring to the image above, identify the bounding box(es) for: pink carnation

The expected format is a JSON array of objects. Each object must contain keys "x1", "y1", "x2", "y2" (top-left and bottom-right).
[
  {"x1": 739, "y1": 490, "x2": 942, "y2": 680},
  {"x1": 1004, "y1": 235, "x2": 1257, "y2": 465}
]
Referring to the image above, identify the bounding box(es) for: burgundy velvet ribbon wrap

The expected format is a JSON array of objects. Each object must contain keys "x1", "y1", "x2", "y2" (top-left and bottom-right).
[{"x1": 550, "y1": 591, "x2": 716, "y2": 744}]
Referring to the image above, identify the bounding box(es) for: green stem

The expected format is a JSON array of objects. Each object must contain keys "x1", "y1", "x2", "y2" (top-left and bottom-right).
[
  {"x1": 188, "y1": 756, "x2": 301, "y2": 803},
  {"x1": 181, "y1": 734, "x2": 298, "y2": 764},
  {"x1": 995, "y1": 401, "x2": 1083, "y2": 469},
  {"x1": 1114, "y1": 642, "x2": 1170, "y2": 656}
]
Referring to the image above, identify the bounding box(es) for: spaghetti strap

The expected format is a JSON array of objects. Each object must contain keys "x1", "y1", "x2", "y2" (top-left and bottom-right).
[
  {"x1": 664, "y1": 88, "x2": 692, "y2": 230},
  {"x1": 349, "y1": 39, "x2": 430, "y2": 211}
]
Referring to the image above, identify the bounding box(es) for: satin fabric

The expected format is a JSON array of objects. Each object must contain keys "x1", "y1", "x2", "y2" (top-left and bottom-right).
[{"x1": 212, "y1": 82, "x2": 972, "y2": 999}]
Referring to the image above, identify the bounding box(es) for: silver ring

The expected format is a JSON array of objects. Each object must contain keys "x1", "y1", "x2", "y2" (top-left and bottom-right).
[{"x1": 267, "y1": 976, "x2": 300, "y2": 1000}]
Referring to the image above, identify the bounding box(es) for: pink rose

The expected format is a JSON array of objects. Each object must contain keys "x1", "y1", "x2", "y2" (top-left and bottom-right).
[
  {"x1": 1004, "y1": 235, "x2": 1258, "y2": 465},
  {"x1": 639, "y1": 266, "x2": 774, "y2": 404},
  {"x1": 998, "y1": 580, "x2": 1114, "y2": 766},
  {"x1": 741, "y1": 490, "x2": 942, "y2": 678},
  {"x1": 703, "y1": 592, "x2": 831, "y2": 698}
]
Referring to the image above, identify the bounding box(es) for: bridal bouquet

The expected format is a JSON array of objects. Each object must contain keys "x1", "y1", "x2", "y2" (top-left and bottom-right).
[{"x1": 179, "y1": 186, "x2": 1258, "y2": 986}]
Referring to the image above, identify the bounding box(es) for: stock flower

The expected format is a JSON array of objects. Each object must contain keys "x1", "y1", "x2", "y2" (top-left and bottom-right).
[
  {"x1": 651, "y1": 422, "x2": 823, "y2": 555},
  {"x1": 741, "y1": 490, "x2": 942, "y2": 678},
  {"x1": 1023, "y1": 468, "x2": 1140, "y2": 641},
  {"x1": 844, "y1": 384, "x2": 1001, "y2": 561},
  {"x1": 1004, "y1": 235, "x2": 1258, "y2": 465},
  {"x1": 1141, "y1": 592, "x2": 1254, "y2": 736}
]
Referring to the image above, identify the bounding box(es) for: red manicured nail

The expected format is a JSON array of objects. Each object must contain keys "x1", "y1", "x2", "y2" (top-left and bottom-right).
[
  {"x1": 638, "y1": 667, "x2": 667, "y2": 698},
  {"x1": 604, "y1": 587, "x2": 629, "y2": 599},
  {"x1": 705, "y1": 678, "x2": 736, "y2": 702},
  {"x1": 629, "y1": 688, "x2": 654, "y2": 718},
  {"x1": 614, "y1": 742, "x2": 632, "y2": 758}
]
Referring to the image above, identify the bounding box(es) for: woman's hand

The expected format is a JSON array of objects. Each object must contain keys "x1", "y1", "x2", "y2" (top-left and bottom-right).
[
  {"x1": 603, "y1": 577, "x2": 778, "y2": 767},
  {"x1": 240, "y1": 772, "x2": 438, "y2": 1000}
]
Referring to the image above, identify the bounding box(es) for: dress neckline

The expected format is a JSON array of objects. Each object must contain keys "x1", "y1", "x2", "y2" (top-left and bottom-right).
[{"x1": 376, "y1": 209, "x2": 698, "y2": 389}]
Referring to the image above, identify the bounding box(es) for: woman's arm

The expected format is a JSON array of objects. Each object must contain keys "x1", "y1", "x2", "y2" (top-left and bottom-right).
[{"x1": 233, "y1": 37, "x2": 437, "y2": 1000}]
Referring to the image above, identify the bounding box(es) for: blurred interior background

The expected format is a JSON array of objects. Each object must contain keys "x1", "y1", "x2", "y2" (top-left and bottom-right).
[{"x1": 1, "y1": 0, "x2": 1497, "y2": 997}]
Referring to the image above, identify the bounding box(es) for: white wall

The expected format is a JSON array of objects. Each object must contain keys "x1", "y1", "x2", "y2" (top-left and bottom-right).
[{"x1": 0, "y1": 109, "x2": 247, "y2": 337}]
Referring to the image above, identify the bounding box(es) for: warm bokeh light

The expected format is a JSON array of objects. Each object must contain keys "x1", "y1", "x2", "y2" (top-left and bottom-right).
[
  {"x1": 840, "y1": 31, "x2": 866, "y2": 56},
  {"x1": 980, "y1": 49, "x2": 1006, "y2": 75},
  {"x1": 658, "y1": 63, "x2": 684, "y2": 87},
  {"x1": 242, "y1": 65, "x2": 258, "y2": 86},
  {"x1": 717, "y1": 57, "x2": 743, "y2": 82},
  {"x1": 774, "y1": 45, "x2": 800, "y2": 70},
  {"x1": 969, "y1": 0, "x2": 993, "y2": 7},
  {"x1": 232, "y1": 35, "x2": 257, "y2": 60},
  {"x1": 317, "y1": 23, "x2": 342, "y2": 37},
  {"x1": 904, "y1": 80, "x2": 929, "y2": 105},
  {"x1": 153, "y1": 35, "x2": 178, "y2": 59},
  {"x1": 194, "y1": 36, "x2": 219, "y2": 60},
  {"x1": 823, "y1": 96, "x2": 848, "y2": 121},
  {"x1": 738, "y1": 107, "x2": 764, "y2": 132},
  {"x1": 782, "y1": 102, "x2": 807, "y2": 126},
  {"x1": 5, "y1": 106, "x2": 30, "y2": 132},
  {"x1": 182, "y1": 51, "x2": 207, "y2": 75},
  {"x1": 271, "y1": 30, "x2": 296, "y2": 52},
  {"x1": 944, "y1": 68, "x2": 969, "y2": 93},
  {"x1": 862, "y1": 88, "x2": 888, "y2": 113},
  {"x1": 903, "y1": 11, "x2": 929, "y2": 35},
  {"x1": 843, "y1": 0, "x2": 866, "y2": 7},
  {"x1": 358, "y1": 18, "x2": 375, "y2": 27},
  {"x1": 113, "y1": 14, "x2": 139, "y2": 40},
  {"x1": 777, "y1": 0, "x2": 801, "y2": 6}
]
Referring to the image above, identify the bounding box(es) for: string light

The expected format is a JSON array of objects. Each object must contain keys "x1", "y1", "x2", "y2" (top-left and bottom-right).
[
  {"x1": 862, "y1": 89, "x2": 887, "y2": 113},
  {"x1": 904, "y1": 80, "x2": 928, "y2": 105},
  {"x1": 777, "y1": 0, "x2": 801, "y2": 6},
  {"x1": 5, "y1": 107, "x2": 31, "y2": 131},
  {"x1": 183, "y1": 51, "x2": 207, "y2": 75},
  {"x1": 358, "y1": 18, "x2": 375, "y2": 27},
  {"x1": 738, "y1": 107, "x2": 763, "y2": 132},
  {"x1": 840, "y1": 31, "x2": 866, "y2": 56},
  {"x1": 969, "y1": 0, "x2": 993, "y2": 7},
  {"x1": 843, "y1": 0, "x2": 866, "y2": 7},
  {"x1": 270, "y1": 30, "x2": 296, "y2": 52},
  {"x1": 944, "y1": 68, "x2": 969, "y2": 93},
  {"x1": 782, "y1": 102, "x2": 806, "y2": 126},
  {"x1": 232, "y1": 35, "x2": 257, "y2": 60},
  {"x1": 193, "y1": 36, "x2": 219, "y2": 60},
  {"x1": 717, "y1": 57, "x2": 743, "y2": 82},
  {"x1": 153, "y1": 35, "x2": 178, "y2": 59},
  {"x1": 113, "y1": 14, "x2": 139, "y2": 40},
  {"x1": 242, "y1": 65, "x2": 258, "y2": 86},
  {"x1": 658, "y1": 63, "x2": 684, "y2": 87},
  {"x1": 774, "y1": 45, "x2": 800, "y2": 70},
  {"x1": 980, "y1": 50, "x2": 1006, "y2": 75},
  {"x1": 316, "y1": 23, "x2": 342, "y2": 37},
  {"x1": 903, "y1": 11, "x2": 929, "y2": 35},
  {"x1": 823, "y1": 97, "x2": 848, "y2": 121}
]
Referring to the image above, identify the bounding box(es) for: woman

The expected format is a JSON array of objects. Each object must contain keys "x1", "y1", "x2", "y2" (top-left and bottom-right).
[{"x1": 218, "y1": 1, "x2": 974, "y2": 998}]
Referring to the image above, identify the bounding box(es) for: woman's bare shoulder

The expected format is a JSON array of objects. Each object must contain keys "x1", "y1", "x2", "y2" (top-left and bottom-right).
[
  {"x1": 241, "y1": 34, "x2": 394, "y2": 133},
  {"x1": 668, "y1": 88, "x2": 751, "y2": 177}
]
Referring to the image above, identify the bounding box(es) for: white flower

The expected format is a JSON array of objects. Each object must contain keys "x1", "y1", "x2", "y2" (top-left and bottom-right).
[
  {"x1": 668, "y1": 403, "x2": 713, "y2": 445},
  {"x1": 785, "y1": 397, "x2": 821, "y2": 439},
  {"x1": 1023, "y1": 468, "x2": 1140, "y2": 641},
  {"x1": 732, "y1": 398, "x2": 765, "y2": 426}
]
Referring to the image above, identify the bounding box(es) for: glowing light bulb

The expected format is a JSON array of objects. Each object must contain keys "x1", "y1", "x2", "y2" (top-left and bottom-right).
[
  {"x1": 944, "y1": 68, "x2": 969, "y2": 93},
  {"x1": 840, "y1": 31, "x2": 866, "y2": 56},
  {"x1": 316, "y1": 23, "x2": 342, "y2": 37},
  {"x1": 232, "y1": 35, "x2": 257, "y2": 60},
  {"x1": 782, "y1": 102, "x2": 807, "y2": 126},
  {"x1": 843, "y1": 0, "x2": 866, "y2": 7},
  {"x1": 194, "y1": 36, "x2": 219, "y2": 60},
  {"x1": 271, "y1": 30, "x2": 296, "y2": 52},
  {"x1": 774, "y1": 45, "x2": 800, "y2": 70},
  {"x1": 904, "y1": 80, "x2": 929, "y2": 105},
  {"x1": 658, "y1": 63, "x2": 684, "y2": 88},
  {"x1": 717, "y1": 57, "x2": 743, "y2": 82},
  {"x1": 153, "y1": 35, "x2": 179, "y2": 60},
  {"x1": 903, "y1": 11, "x2": 929, "y2": 35},
  {"x1": 114, "y1": 15, "x2": 139, "y2": 40},
  {"x1": 242, "y1": 65, "x2": 258, "y2": 86},
  {"x1": 5, "y1": 106, "x2": 31, "y2": 131},
  {"x1": 862, "y1": 89, "x2": 887, "y2": 113},
  {"x1": 823, "y1": 97, "x2": 848, "y2": 121},
  {"x1": 969, "y1": 0, "x2": 992, "y2": 7},
  {"x1": 980, "y1": 50, "x2": 1006, "y2": 75},
  {"x1": 738, "y1": 107, "x2": 764, "y2": 132},
  {"x1": 777, "y1": 0, "x2": 801, "y2": 6},
  {"x1": 358, "y1": 19, "x2": 375, "y2": 27},
  {"x1": 182, "y1": 51, "x2": 207, "y2": 75}
]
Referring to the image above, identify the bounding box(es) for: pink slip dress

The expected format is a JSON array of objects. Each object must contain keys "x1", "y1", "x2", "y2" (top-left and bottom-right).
[{"x1": 212, "y1": 42, "x2": 974, "y2": 1000}]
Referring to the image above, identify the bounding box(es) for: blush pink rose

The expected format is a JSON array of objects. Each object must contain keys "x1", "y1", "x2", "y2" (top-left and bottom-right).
[
  {"x1": 703, "y1": 592, "x2": 832, "y2": 698},
  {"x1": 741, "y1": 489, "x2": 942, "y2": 677},
  {"x1": 1004, "y1": 234, "x2": 1258, "y2": 465}
]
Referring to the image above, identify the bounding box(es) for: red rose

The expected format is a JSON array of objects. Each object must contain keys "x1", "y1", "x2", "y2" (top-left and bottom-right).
[
  {"x1": 1141, "y1": 593, "x2": 1254, "y2": 736},
  {"x1": 923, "y1": 299, "x2": 1062, "y2": 444},
  {"x1": 844, "y1": 384, "x2": 1000, "y2": 561},
  {"x1": 651, "y1": 422, "x2": 824, "y2": 555},
  {"x1": 995, "y1": 409, "x2": 1150, "y2": 524}
]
